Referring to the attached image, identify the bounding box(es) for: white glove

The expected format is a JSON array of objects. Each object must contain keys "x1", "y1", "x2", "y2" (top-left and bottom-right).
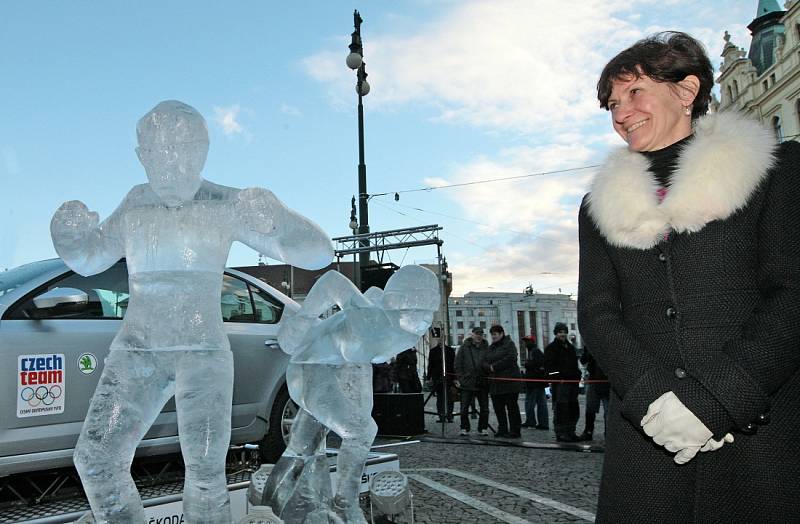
[
  {"x1": 700, "y1": 433, "x2": 735, "y2": 452},
  {"x1": 641, "y1": 391, "x2": 731, "y2": 464}
]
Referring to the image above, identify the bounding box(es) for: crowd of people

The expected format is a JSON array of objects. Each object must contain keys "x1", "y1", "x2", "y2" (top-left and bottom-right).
[{"x1": 419, "y1": 323, "x2": 609, "y2": 442}]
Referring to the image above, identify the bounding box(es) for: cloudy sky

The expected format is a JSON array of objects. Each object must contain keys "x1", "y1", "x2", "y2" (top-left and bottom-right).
[{"x1": 1, "y1": 1, "x2": 758, "y2": 295}]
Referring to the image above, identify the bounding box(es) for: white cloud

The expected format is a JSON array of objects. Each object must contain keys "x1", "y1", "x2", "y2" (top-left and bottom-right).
[
  {"x1": 213, "y1": 105, "x2": 243, "y2": 136},
  {"x1": 422, "y1": 142, "x2": 596, "y2": 295},
  {"x1": 303, "y1": 0, "x2": 752, "y2": 136},
  {"x1": 304, "y1": 0, "x2": 648, "y2": 134}
]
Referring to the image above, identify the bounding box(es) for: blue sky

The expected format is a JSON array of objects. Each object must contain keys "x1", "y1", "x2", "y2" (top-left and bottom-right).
[{"x1": 1, "y1": 1, "x2": 757, "y2": 295}]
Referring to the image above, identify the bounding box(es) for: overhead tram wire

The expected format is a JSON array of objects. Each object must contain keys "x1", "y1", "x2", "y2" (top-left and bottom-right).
[
  {"x1": 384, "y1": 200, "x2": 576, "y2": 248},
  {"x1": 367, "y1": 164, "x2": 601, "y2": 199},
  {"x1": 372, "y1": 200, "x2": 578, "y2": 276}
]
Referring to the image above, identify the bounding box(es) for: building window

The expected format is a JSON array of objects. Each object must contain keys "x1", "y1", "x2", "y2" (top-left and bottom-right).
[
  {"x1": 480, "y1": 321, "x2": 486, "y2": 329},
  {"x1": 458, "y1": 335, "x2": 464, "y2": 344},
  {"x1": 528, "y1": 311, "x2": 538, "y2": 346},
  {"x1": 541, "y1": 311, "x2": 550, "y2": 342},
  {"x1": 478, "y1": 310, "x2": 485, "y2": 317},
  {"x1": 489, "y1": 300, "x2": 493, "y2": 304},
  {"x1": 770, "y1": 73, "x2": 776, "y2": 87},
  {"x1": 516, "y1": 310, "x2": 526, "y2": 349},
  {"x1": 726, "y1": 85, "x2": 733, "y2": 103},
  {"x1": 773, "y1": 116, "x2": 784, "y2": 142},
  {"x1": 571, "y1": 323, "x2": 576, "y2": 331},
  {"x1": 455, "y1": 310, "x2": 462, "y2": 317},
  {"x1": 796, "y1": 99, "x2": 800, "y2": 131},
  {"x1": 733, "y1": 79, "x2": 739, "y2": 99},
  {"x1": 457, "y1": 321, "x2": 464, "y2": 329},
  {"x1": 763, "y1": 80, "x2": 770, "y2": 92}
]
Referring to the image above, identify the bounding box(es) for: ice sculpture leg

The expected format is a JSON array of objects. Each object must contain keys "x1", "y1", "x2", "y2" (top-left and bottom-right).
[
  {"x1": 292, "y1": 363, "x2": 376, "y2": 523},
  {"x1": 74, "y1": 351, "x2": 176, "y2": 523},
  {"x1": 175, "y1": 350, "x2": 234, "y2": 524},
  {"x1": 262, "y1": 408, "x2": 332, "y2": 522}
]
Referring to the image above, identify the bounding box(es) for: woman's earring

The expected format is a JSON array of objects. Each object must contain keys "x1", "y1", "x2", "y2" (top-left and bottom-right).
[{"x1": 684, "y1": 106, "x2": 692, "y2": 116}]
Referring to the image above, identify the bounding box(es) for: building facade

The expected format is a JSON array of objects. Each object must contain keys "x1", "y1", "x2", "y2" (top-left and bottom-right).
[
  {"x1": 447, "y1": 291, "x2": 580, "y2": 352},
  {"x1": 718, "y1": 0, "x2": 800, "y2": 142}
]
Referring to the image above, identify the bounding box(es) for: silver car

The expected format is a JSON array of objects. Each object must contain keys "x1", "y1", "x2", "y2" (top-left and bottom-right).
[{"x1": 0, "y1": 259, "x2": 296, "y2": 476}]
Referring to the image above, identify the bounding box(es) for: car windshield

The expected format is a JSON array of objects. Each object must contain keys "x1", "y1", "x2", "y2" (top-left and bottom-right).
[{"x1": 0, "y1": 259, "x2": 64, "y2": 301}]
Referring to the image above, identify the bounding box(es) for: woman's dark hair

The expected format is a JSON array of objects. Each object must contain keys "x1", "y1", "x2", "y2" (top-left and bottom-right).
[
  {"x1": 489, "y1": 325, "x2": 504, "y2": 335},
  {"x1": 597, "y1": 32, "x2": 714, "y2": 120}
]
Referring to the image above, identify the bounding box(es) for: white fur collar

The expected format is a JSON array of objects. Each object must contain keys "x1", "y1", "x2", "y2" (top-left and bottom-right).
[{"x1": 587, "y1": 112, "x2": 776, "y2": 250}]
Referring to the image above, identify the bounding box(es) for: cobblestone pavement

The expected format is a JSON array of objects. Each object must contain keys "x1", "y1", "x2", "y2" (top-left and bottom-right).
[{"x1": 365, "y1": 394, "x2": 605, "y2": 523}]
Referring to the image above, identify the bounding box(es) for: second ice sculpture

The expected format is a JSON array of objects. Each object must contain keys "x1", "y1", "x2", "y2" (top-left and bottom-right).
[
  {"x1": 260, "y1": 266, "x2": 439, "y2": 523},
  {"x1": 51, "y1": 100, "x2": 334, "y2": 524}
]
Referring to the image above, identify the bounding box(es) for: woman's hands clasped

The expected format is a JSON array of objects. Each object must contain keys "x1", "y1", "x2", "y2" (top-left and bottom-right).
[{"x1": 642, "y1": 391, "x2": 734, "y2": 464}]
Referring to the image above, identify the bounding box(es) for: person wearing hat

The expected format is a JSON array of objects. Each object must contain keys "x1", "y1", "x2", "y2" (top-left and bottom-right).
[
  {"x1": 483, "y1": 325, "x2": 524, "y2": 439},
  {"x1": 545, "y1": 322, "x2": 582, "y2": 442},
  {"x1": 455, "y1": 327, "x2": 490, "y2": 436}
]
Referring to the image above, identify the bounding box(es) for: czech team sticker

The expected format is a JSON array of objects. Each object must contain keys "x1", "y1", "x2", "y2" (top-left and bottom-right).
[{"x1": 18, "y1": 354, "x2": 65, "y2": 418}]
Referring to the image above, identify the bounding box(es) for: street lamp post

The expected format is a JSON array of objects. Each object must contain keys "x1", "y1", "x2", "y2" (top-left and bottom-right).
[
  {"x1": 347, "y1": 9, "x2": 371, "y2": 289},
  {"x1": 348, "y1": 196, "x2": 360, "y2": 289}
]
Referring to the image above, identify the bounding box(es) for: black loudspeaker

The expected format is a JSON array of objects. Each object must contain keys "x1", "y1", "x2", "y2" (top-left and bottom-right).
[
  {"x1": 360, "y1": 263, "x2": 399, "y2": 291},
  {"x1": 371, "y1": 393, "x2": 425, "y2": 436}
]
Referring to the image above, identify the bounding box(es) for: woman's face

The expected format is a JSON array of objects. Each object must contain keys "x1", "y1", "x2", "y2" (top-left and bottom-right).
[{"x1": 608, "y1": 74, "x2": 692, "y2": 152}]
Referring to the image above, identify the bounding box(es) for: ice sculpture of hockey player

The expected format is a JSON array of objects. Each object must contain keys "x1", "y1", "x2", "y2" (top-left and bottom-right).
[
  {"x1": 262, "y1": 266, "x2": 439, "y2": 523},
  {"x1": 50, "y1": 100, "x2": 334, "y2": 524}
]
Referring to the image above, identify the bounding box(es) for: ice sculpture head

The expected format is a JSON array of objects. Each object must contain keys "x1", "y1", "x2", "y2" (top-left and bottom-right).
[
  {"x1": 382, "y1": 265, "x2": 440, "y2": 336},
  {"x1": 135, "y1": 100, "x2": 209, "y2": 207}
]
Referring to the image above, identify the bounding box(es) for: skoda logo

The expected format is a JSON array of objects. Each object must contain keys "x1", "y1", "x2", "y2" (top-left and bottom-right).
[{"x1": 78, "y1": 353, "x2": 98, "y2": 375}]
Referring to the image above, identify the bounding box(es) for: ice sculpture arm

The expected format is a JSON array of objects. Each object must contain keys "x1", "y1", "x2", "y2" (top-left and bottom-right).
[
  {"x1": 51, "y1": 200, "x2": 125, "y2": 276},
  {"x1": 234, "y1": 187, "x2": 334, "y2": 270},
  {"x1": 277, "y1": 270, "x2": 370, "y2": 354}
]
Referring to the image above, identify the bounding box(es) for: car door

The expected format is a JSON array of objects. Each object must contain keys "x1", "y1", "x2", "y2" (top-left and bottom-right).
[
  {"x1": 0, "y1": 261, "x2": 180, "y2": 458},
  {"x1": 221, "y1": 273, "x2": 289, "y2": 435}
]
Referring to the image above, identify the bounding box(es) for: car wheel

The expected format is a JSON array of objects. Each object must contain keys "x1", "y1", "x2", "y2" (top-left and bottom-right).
[{"x1": 259, "y1": 385, "x2": 297, "y2": 463}]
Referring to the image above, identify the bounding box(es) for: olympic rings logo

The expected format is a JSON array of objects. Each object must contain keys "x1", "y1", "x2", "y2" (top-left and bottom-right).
[{"x1": 19, "y1": 385, "x2": 62, "y2": 407}]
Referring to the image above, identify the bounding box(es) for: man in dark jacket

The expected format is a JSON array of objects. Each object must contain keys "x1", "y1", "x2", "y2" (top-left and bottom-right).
[
  {"x1": 483, "y1": 325, "x2": 523, "y2": 438},
  {"x1": 578, "y1": 346, "x2": 609, "y2": 441},
  {"x1": 522, "y1": 338, "x2": 549, "y2": 430},
  {"x1": 394, "y1": 348, "x2": 422, "y2": 393},
  {"x1": 454, "y1": 327, "x2": 490, "y2": 435},
  {"x1": 427, "y1": 338, "x2": 456, "y2": 423},
  {"x1": 545, "y1": 322, "x2": 581, "y2": 442}
]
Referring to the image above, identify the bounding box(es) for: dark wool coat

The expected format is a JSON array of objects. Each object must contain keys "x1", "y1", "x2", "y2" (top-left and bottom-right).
[
  {"x1": 578, "y1": 112, "x2": 800, "y2": 523},
  {"x1": 484, "y1": 336, "x2": 523, "y2": 395},
  {"x1": 544, "y1": 339, "x2": 582, "y2": 381},
  {"x1": 454, "y1": 337, "x2": 488, "y2": 391},
  {"x1": 524, "y1": 347, "x2": 547, "y2": 391},
  {"x1": 427, "y1": 343, "x2": 455, "y2": 385}
]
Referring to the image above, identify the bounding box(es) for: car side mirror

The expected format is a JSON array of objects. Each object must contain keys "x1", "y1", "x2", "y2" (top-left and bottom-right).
[{"x1": 28, "y1": 287, "x2": 89, "y2": 319}]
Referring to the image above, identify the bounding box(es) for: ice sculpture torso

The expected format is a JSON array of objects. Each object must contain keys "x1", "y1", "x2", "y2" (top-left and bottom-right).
[{"x1": 112, "y1": 182, "x2": 239, "y2": 351}]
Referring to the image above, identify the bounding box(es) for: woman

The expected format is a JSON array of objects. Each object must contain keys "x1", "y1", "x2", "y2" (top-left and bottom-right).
[
  {"x1": 578, "y1": 32, "x2": 800, "y2": 522},
  {"x1": 483, "y1": 325, "x2": 523, "y2": 438}
]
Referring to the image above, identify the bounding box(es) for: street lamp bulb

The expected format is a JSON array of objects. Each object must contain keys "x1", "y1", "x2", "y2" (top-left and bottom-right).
[
  {"x1": 349, "y1": 219, "x2": 358, "y2": 230},
  {"x1": 357, "y1": 80, "x2": 371, "y2": 96},
  {"x1": 346, "y1": 52, "x2": 363, "y2": 70}
]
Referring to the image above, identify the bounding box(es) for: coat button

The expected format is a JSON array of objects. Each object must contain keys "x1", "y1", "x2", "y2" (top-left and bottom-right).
[
  {"x1": 674, "y1": 368, "x2": 687, "y2": 379},
  {"x1": 666, "y1": 307, "x2": 677, "y2": 318},
  {"x1": 756, "y1": 413, "x2": 770, "y2": 425},
  {"x1": 658, "y1": 252, "x2": 667, "y2": 262},
  {"x1": 741, "y1": 422, "x2": 758, "y2": 435}
]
